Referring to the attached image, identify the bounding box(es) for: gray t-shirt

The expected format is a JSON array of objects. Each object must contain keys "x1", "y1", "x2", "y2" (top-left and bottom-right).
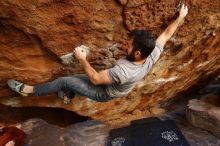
[{"x1": 105, "y1": 42, "x2": 163, "y2": 98}]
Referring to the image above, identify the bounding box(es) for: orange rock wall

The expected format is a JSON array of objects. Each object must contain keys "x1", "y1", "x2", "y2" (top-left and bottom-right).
[{"x1": 0, "y1": 0, "x2": 219, "y2": 123}]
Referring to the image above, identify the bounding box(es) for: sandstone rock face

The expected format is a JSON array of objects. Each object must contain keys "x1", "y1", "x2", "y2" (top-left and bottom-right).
[
  {"x1": 187, "y1": 95, "x2": 220, "y2": 139},
  {"x1": 0, "y1": 0, "x2": 219, "y2": 123}
]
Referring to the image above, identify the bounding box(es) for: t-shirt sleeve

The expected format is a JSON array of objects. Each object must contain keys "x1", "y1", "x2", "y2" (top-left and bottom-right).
[
  {"x1": 148, "y1": 41, "x2": 164, "y2": 64},
  {"x1": 108, "y1": 64, "x2": 129, "y2": 84}
]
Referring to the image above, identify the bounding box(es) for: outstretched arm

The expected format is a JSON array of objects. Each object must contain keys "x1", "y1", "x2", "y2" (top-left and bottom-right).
[
  {"x1": 156, "y1": 4, "x2": 188, "y2": 47},
  {"x1": 74, "y1": 47, "x2": 112, "y2": 85}
]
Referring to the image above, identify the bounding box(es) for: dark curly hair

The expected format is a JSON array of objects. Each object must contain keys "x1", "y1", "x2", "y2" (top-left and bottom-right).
[{"x1": 128, "y1": 29, "x2": 156, "y2": 59}]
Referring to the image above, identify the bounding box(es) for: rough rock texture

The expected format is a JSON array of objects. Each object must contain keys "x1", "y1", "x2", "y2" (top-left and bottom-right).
[
  {"x1": 0, "y1": 0, "x2": 219, "y2": 123},
  {"x1": 18, "y1": 118, "x2": 109, "y2": 146},
  {"x1": 167, "y1": 102, "x2": 220, "y2": 146},
  {"x1": 187, "y1": 94, "x2": 220, "y2": 138}
]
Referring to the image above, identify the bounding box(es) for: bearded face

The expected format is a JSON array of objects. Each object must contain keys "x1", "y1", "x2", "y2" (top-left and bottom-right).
[
  {"x1": 124, "y1": 38, "x2": 136, "y2": 62},
  {"x1": 126, "y1": 50, "x2": 136, "y2": 62}
]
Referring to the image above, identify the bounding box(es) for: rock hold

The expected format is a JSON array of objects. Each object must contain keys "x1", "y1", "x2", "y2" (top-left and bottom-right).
[{"x1": 187, "y1": 95, "x2": 220, "y2": 138}]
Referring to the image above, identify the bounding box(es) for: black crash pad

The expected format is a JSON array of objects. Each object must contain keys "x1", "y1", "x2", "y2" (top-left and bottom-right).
[{"x1": 107, "y1": 117, "x2": 189, "y2": 146}]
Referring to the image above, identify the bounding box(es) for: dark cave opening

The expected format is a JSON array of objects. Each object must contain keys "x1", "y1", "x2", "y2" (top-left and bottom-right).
[{"x1": 0, "y1": 104, "x2": 90, "y2": 127}]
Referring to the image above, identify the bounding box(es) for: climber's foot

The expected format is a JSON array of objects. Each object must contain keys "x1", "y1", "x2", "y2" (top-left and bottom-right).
[
  {"x1": 58, "y1": 90, "x2": 72, "y2": 105},
  {"x1": 7, "y1": 79, "x2": 28, "y2": 96}
]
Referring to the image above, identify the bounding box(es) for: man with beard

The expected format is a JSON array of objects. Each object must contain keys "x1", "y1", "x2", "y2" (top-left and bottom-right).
[{"x1": 8, "y1": 4, "x2": 188, "y2": 104}]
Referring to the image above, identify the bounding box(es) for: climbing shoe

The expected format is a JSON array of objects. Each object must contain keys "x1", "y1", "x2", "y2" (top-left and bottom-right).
[
  {"x1": 58, "y1": 90, "x2": 72, "y2": 105},
  {"x1": 7, "y1": 79, "x2": 28, "y2": 96}
]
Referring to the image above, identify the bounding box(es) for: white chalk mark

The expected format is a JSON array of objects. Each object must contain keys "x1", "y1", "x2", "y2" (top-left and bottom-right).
[{"x1": 155, "y1": 77, "x2": 178, "y2": 84}]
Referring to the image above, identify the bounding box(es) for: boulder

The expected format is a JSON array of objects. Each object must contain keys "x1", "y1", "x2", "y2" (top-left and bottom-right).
[
  {"x1": 0, "y1": 0, "x2": 219, "y2": 123},
  {"x1": 187, "y1": 94, "x2": 220, "y2": 138},
  {"x1": 18, "y1": 118, "x2": 108, "y2": 146}
]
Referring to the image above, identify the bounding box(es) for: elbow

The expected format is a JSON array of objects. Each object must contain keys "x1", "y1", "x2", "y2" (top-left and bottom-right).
[
  {"x1": 91, "y1": 79, "x2": 99, "y2": 85},
  {"x1": 91, "y1": 75, "x2": 100, "y2": 85}
]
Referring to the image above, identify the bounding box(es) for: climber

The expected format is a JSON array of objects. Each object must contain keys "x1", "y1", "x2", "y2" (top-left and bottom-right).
[{"x1": 7, "y1": 4, "x2": 188, "y2": 104}]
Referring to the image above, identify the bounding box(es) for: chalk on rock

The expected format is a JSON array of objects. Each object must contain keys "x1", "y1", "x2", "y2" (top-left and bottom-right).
[{"x1": 60, "y1": 45, "x2": 90, "y2": 65}]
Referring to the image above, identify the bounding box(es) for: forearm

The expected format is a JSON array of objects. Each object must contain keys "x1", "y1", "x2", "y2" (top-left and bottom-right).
[
  {"x1": 165, "y1": 16, "x2": 184, "y2": 38},
  {"x1": 79, "y1": 59, "x2": 98, "y2": 84},
  {"x1": 152, "y1": 16, "x2": 184, "y2": 62}
]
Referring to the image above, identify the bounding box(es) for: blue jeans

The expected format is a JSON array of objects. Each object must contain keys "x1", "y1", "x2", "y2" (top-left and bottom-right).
[{"x1": 33, "y1": 74, "x2": 112, "y2": 102}]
